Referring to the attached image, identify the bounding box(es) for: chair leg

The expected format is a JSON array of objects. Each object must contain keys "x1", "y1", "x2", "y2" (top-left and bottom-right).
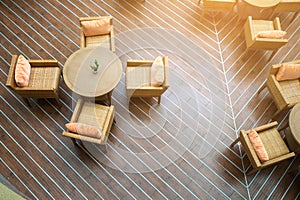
[
  {"x1": 197, "y1": 0, "x2": 201, "y2": 6},
  {"x1": 71, "y1": 138, "x2": 77, "y2": 146},
  {"x1": 157, "y1": 96, "x2": 161, "y2": 104},
  {"x1": 23, "y1": 97, "x2": 31, "y2": 107},
  {"x1": 257, "y1": 81, "x2": 266, "y2": 94},
  {"x1": 100, "y1": 145, "x2": 107, "y2": 153},
  {"x1": 268, "y1": 50, "x2": 277, "y2": 62},
  {"x1": 290, "y1": 12, "x2": 299, "y2": 23},
  {"x1": 271, "y1": 109, "x2": 282, "y2": 121},
  {"x1": 230, "y1": 137, "x2": 240, "y2": 148},
  {"x1": 54, "y1": 93, "x2": 60, "y2": 105},
  {"x1": 278, "y1": 120, "x2": 289, "y2": 132},
  {"x1": 246, "y1": 166, "x2": 258, "y2": 175}
]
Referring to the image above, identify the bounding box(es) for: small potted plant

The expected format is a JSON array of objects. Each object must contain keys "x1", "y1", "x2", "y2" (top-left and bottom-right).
[{"x1": 89, "y1": 59, "x2": 99, "y2": 74}]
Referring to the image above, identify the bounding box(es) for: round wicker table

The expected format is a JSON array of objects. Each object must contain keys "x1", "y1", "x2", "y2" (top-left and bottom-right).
[
  {"x1": 287, "y1": 103, "x2": 300, "y2": 153},
  {"x1": 63, "y1": 46, "x2": 122, "y2": 104}
]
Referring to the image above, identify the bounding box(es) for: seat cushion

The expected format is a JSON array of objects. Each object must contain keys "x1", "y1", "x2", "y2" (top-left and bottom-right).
[
  {"x1": 28, "y1": 67, "x2": 60, "y2": 89},
  {"x1": 259, "y1": 128, "x2": 290, "y2": 160},
  {"x1": 77, "y1": 102, "x2": 110, "y2": 133},
  {"x1": 276, "y1": 63, "x2": 300, "y2": 81},
  {"x1": 65, "y1": 123, "x2": 102, "y2": 138},
  {"x1": 85, "y1": 35, "x2": 110, "y2": 48},
  {"x1": 279, "y1": 79, "x2": 300, "y2": 105},
  {"x1": 252, "y1": 20, "x2": 275, "y2": 36},
  {"x1": 126, "y1": 66, "x2": 151, "y2": 89},
  {"x1": 81, "y1": 18, "x2": 111, "y2": 36},
  {"x1": 15, "y1": 55, "x2": 31, "y2": 87}
]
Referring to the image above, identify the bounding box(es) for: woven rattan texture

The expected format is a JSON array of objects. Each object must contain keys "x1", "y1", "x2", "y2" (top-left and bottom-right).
[{"x1": 259, "y1": 128, "x2": 290, "y2": 159}]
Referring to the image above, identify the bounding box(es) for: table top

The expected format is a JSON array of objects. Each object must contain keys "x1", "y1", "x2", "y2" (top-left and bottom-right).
[
  {"x1": 243, "y1": 0, "x2": 280, "y2": 8},
  {"x1": 63, "y1": 46, "x2": 122, "y2": 97},
  {"x1": 289, "y1": 103, "x2": 300, "y2": 145}
]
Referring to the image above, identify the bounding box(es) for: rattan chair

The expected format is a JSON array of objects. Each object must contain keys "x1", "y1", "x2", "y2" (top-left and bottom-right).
[
  {"x1": 272, "y1": 0, "x2": 300, "y2": 22},
  {"x1": 126, "y1": 56, "x2": 170, "y2": 104},
  {"x1": 197, "y1": 0, "x2": 236, "y2": 12},
  {"x1": 258, "y1": 60, "x2": 300, "y2": 119},
  {"x1": 244, "y1": 16, "x2": 288, "y2": 61},
  {"x1": 6, "y1": 55, "x2": 61, "y2": 106},
  {"x1": 62, "y1": 98, "x2": 115, "y2": 152},
  {"x1": 230, "y1": 121, "x2": 295, "y2": 174},
  {"x1": 80, "y1": 16, "x2": 115, "y2": 52}
]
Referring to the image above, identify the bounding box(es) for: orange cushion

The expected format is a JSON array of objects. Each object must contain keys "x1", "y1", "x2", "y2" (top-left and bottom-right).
[
  {"x1": 151, "y1": 56, "x2": 165, "y2": 87},
  {"x1": 81, "y1": 18, "x2": 111, "y2": 37},
  {"x1": 65, "y1": 123, "x2": 102, "y2": 138},
  {"x1": 276, "y1": 63, "x2": 300, "y2": 81},
  {"x1": 15, "y1": 54, "x2": 31, "y2": 87},
  {"x1": 248, "y1": 129, "x2": 269, "y2": 162},
  {"x1": 256, "y1": 30, "x2": 287, "y2": 39}
]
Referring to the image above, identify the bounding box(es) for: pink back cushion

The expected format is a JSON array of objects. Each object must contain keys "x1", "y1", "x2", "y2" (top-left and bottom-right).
[
  {"x1": 248, "y1": 129, "x2": 269, "y2": 162},
  {"x1": 81, "y1": 18, "x2": 111, "y2": 37},
  {"x1": 276, "y1": 63, "x2": 300, "y2": 81},
  {"x1": 151, "y1": 56, "x2": 165, "y2": 87},
  {"x1": 66, "y1": 123, "x2": 102, "y2": 138},
  {"x1": 256, "y1": 30, "x2": 287, "y2": 39},
  {"x1": 15, "y1": 54, "x2": 31, "y2": 87}
]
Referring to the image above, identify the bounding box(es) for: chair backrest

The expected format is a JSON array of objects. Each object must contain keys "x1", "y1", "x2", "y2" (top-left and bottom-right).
[
  {"x1": 79, "y1": 16, "x2": 115, "y2": 52},
  {"x1": 269, "y1": 60, "x2": 300, "y2": 76},
  {"x1": 6, "y1": 55, "x2": 18, "y2": 89}
]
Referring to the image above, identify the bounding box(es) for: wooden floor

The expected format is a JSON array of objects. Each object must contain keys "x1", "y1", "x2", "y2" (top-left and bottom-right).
[{"x1": 1, "y1": 0, "x2": 299, "y2": 199}]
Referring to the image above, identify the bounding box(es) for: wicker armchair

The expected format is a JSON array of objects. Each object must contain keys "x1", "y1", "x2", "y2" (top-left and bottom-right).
[
  {"x1": 80, "y1": 16, "x2": 115, "y2": 52},
  {"x1": 6, "y1": 55, "x2": 61, "y2": 106},
  {"x1": 126, "y1": 56, "x2": 170, "y2": 104},
  {"x1": 273, "y1": 0, "x2": 300, "y2": 22},
  {"x1": 62, "y1": 99, "x2": 115, "y2": 152},
  {"x1": 197, "y1": 0, "x2": 236, "y2": 12},
  {"x1": 230, "y1": 121, "x2": 295, "y2": 174},
  {"x1": 258, "y1": 60, "x2": 300, "y2": 119},
  {"x1": 244, "y1": 16, "x2": 288, "y2": 60}
]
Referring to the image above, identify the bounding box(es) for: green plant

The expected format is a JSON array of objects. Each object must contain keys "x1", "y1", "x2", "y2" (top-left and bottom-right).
[{"x1": 89, "y1": 59, "x2": 99, "y2": 72}]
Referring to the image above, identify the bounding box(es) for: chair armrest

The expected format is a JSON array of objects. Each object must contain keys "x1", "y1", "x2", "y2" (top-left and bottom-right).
[
  {"x1": 29, "y1": 60, "x2": 59, "y2": 67},
  {"x1": 62, "y1": 131, "x2": 102, "y2": 144},
  {"x1": 273, "y1": 17, "x2": 282, "y2": 30},
  {"x1": 101, "y1": 105, "x2": 114, "y2": 135},
  {"x1": 70, "y1": 98, "x2": 84, "y2": 123},
  {"x1": 127, "y1": 60, "x2": 154, "y2": 66},
  {"x1": 253, "y1": 121, "x2": 278, "y2": 133},
  {"x1": 267, "y1": 75, "x2": 289, "y2": 110},
  {"x1": 6, "y1": 55, "x2": 18, "y2": 89},
  {"x1": 246, "y1": 16, "x2": 255, "y2": 40},
  {"x1": 261, "y1": 152, "x2": 295, "y2": 167},
  {"x1": 163, "y1": 56, "x2": 170, "y2": 87},
  {"x1": 110, "y1": 25, "x2": 115, "y2": 52}
]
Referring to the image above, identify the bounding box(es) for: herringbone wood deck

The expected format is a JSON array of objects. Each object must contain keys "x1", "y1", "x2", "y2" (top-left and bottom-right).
[{"x1": 1, "y1": 0, "x2": 299, "y2": 199}]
